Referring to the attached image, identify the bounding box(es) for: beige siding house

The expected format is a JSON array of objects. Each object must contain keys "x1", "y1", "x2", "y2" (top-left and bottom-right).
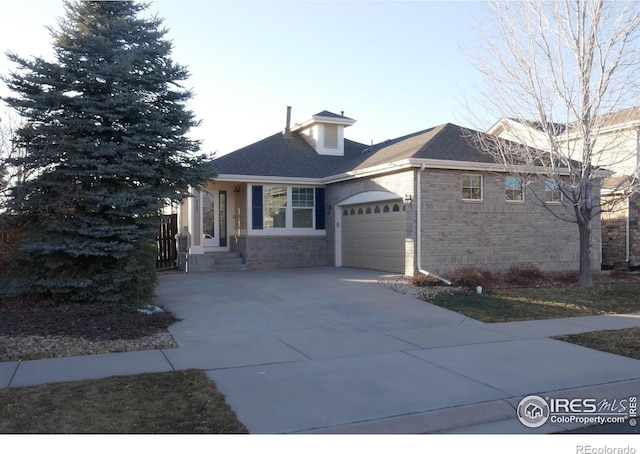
[{"x1": 176, "y1": 108, "x2": 600, "y2": 275}]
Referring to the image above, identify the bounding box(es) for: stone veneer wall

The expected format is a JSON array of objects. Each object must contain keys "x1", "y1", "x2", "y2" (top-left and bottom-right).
[
  {"x1": 602, "y1": 194, "x2": 640, "y2": 269},
  {"x1": 419, "y1": 169, "x2": 602, "y2": 275},
  {"x1": 601, "y1": 195, "x2": 628, "y2": 268},
  {"x1": 631, "y1": 195, "x2": 640, "y2": 268}
]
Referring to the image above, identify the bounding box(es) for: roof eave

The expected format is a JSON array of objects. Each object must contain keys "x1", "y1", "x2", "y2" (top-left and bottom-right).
[
  {"x1": 214, "y1": 174, "x2": 324, "y2": 185},
  {"x1": 409, "y1": 158, "x2": 574, "y2": 176},
  {"x1": 213, "y1": 158, "x2": 577, "y2": 187},
  {"x1": 291, "y1": 116, "x2": 356, "y2": 133}
]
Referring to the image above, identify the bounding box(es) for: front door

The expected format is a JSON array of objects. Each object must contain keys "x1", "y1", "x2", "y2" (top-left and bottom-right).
[{"x1": 201, "y1": 189, "x2": 228, "y2": 248}]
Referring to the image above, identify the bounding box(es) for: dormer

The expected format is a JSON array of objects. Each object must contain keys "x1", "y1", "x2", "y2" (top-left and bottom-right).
[{"x1": 291, "y1": 110, "x2": 356, "y2": 156}]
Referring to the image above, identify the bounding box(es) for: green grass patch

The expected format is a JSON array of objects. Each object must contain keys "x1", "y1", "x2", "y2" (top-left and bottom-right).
[
  {"x1": 0, "y1": 370, "x2": 248, "y2": 434},
  {"x1": 554, "y1": 327, "x2": 640, "y2": 360},
  {"x1": 428, "y1": 281, "x2": 640, "y2": 323}
]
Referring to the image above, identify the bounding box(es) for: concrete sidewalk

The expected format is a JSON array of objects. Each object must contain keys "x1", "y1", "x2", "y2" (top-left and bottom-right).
[{"x1": 1, "y1": 268, "x2": 639, "y2": 434}]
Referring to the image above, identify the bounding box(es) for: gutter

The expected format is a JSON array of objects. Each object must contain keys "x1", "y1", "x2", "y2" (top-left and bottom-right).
[{"x1": 415, "y1": 164, "x2": 452, "y2": 285}]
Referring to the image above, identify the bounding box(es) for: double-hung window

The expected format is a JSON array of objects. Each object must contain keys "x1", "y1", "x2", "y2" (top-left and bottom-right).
[
  {"x1": 292, "y1": 187, "x2": 314, "y2": 228},
  {"x1": 505, "y1": 176, "x2": 524, "y2": 202},
  {"x1": 544, "y1": 179, "x2": 561, "y2": 203},
  {"x1": 462, "y1": 174, "x2": 483, "y2": 200}
]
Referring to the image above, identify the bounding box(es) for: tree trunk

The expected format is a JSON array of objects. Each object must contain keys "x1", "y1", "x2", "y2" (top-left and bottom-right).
[{"x1": 577, "y1": 219, "x2": 593, "y2": 287}]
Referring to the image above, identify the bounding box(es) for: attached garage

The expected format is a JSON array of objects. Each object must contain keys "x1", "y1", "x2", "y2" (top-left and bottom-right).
[{"x1": 341, "y1": 200, "x2": 406, "y2": 273}]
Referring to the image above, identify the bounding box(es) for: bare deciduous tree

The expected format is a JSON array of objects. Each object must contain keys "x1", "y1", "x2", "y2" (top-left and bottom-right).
[
  {"x1": 0, "y1": 110, "x2": 22, "y2": 194},
  {"x1": 0, "y1": 109, "x2": 30, "y2": 213},
  {"x1": 468, "y1": 0, "x2": 640, "y2": 286}
]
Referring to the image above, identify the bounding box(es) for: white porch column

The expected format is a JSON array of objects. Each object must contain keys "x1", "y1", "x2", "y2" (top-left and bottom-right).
[{"x1": 188, "y1": 187, "x2": 204, "y2": 254}]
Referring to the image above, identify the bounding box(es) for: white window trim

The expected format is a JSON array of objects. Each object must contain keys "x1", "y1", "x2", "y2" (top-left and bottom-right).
[
  {"x1": 461, "y1": 174, "x2": 484, "y2": 202},
  {"x1": 544, "y1": 179, "x2": 563, "y2": 204},
  {"x1": 248, "y1": 184, "x2": 326, "y2": 237},
  {"x1": 505, "y1": 176, "x2": 526, "y2": 203}
]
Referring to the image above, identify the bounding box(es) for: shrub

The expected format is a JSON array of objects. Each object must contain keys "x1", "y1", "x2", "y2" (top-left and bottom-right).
[
  {"x1": 447, "y1": 267, "x2": 495, "y2": 292},
  {"x1": 504, "y1": 263, "x2": 546, "y2": 287},
  {"x1": 608, "y1": 268, "x2": 639, "y2": 281},
  {"x1": 546, "y1": 270, "x2": 580, "y2": 285},
  {"x1": 410, "y1": 274, "x2": 444, "y2": 287}
]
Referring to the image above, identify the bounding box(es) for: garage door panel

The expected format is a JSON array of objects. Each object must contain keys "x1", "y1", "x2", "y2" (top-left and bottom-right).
[{"x1": 341, "y1": 201, "x2": 405, "y2": 274}]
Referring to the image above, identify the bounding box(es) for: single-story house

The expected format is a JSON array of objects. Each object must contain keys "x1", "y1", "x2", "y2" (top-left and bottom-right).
[{"x1": 175, "y1": 108, "x2": 601, "y2": 275}]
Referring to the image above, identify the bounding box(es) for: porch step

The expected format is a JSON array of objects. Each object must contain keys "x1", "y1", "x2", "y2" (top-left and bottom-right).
[{"x1": 179, "y1": 252, "x2": 247, "y2": 273}]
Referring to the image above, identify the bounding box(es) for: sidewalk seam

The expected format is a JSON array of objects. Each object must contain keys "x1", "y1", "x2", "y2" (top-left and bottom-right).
[
  {"x1": 160, "y1": 349, "x2": 177, "y2": 371},
  {"x1": 7, "y1": 361, "x2": 21, "y2": 388}
]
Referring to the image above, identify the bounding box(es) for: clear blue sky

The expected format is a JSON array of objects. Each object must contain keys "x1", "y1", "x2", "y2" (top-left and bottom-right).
[{"x1": 0, "y1": 1, "x2": 491, "y2": 157}]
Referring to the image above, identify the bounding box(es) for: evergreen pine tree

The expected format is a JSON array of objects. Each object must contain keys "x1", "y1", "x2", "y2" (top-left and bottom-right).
[{"x1": 1, "y1": 1, "x2": 212, "y2": 306}]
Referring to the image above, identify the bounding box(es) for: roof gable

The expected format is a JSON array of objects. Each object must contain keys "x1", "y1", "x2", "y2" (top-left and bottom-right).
[{"x1": 330, "y1": 123, "x2": 497, "y2": 175}]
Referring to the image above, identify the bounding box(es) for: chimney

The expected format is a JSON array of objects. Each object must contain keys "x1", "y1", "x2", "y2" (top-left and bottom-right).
[{"x1": 284, "y1": 106, "x2": 292, "y2": 137}]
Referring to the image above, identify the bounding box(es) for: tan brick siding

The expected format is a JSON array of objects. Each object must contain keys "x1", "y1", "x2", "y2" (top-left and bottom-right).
[
  {"x1": 326, "y1": 170, "x2": 415, "y2": 274},
  {"x1": 234, "y1": 236, "x2": 327, "y2": 271},
  {"x1": 419, "y1": 169, "x2": 601, "y2": 275}
]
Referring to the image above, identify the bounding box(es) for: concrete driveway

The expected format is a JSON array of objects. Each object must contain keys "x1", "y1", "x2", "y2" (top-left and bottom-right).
[{"x1": 156, "y1": 267, "x2": 640, "y2": 434}]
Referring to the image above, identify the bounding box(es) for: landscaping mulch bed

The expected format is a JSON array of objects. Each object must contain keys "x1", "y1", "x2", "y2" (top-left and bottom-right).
[
  {"x1": 0, "y1": 298, "x2": 180, "y2": 361},
  {"x1": 0, "y1": 298, "x2": 179, "y2": 340}
]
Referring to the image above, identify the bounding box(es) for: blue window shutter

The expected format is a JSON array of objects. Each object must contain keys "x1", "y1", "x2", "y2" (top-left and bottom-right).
[
  {"x1": 252, "y1": 185, "x2": 263, "y2": 229},
  {"x1": 315, "y1": 187, "x2": 325, "y2": 230}
]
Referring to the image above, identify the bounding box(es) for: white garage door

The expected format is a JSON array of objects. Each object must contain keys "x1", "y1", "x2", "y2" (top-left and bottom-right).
[{"x1": 341, "y1": 201, "x2": 406, "y2": 273}]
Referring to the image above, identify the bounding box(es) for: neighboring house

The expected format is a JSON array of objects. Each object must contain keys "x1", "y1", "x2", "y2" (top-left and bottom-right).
[
  {"x1": 175, "y1": 108, "x2": 601, "y2": 275},
  {"x1": 489, "y1": 108, "x2": 640, "y2": 269}
]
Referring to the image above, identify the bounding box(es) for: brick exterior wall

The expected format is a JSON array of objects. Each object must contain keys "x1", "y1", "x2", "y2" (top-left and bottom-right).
[
  {"x1": 226, "y1": 168, "x2": 602, "y2": 275},
  {"x1": 419, "y1": 169, "x2": 602, "y2": 275},
  {"x1": 325, "y1": 170, "x2": 416, "y2": 274},
  {"x1": 232, "y1": 236, "x2": 327, "y2": 271}
]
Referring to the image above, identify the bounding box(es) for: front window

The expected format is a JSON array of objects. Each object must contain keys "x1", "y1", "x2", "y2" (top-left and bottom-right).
[
  {"x1": 462, "y1": 174, "x2": 482, "y2": 200},
  {"x1": 264, "y1": 186, "x2": 287, "y2": 228},
  {"x1": 260, "y1": 186, "x2": 317, "y2": 229},
  {"x1": 506, "y1": 176, "x2": 524, "y2": 202},
  {"x1": 292, "y1": 187, "x2": 314, "y2": 228}
]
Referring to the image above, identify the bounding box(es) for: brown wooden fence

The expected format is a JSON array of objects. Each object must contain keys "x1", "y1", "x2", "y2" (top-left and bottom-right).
[
  {"x1": 0, "y1": 229, "x2": 24, "y2": 273},
  {"x1": 156, "y1": 214, "x2": 178, "y2": 270},
  {"x1": 1, "y1": 229, "x2": 23, "y2": 249}
]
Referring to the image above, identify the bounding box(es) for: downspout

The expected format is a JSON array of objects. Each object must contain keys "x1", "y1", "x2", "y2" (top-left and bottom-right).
[
  {"x1": 415, "y1": 164, "x2": 452, "y2": 285},
  {"x1": 626, "y1": 194, "x2": 630, "y2": 263}
]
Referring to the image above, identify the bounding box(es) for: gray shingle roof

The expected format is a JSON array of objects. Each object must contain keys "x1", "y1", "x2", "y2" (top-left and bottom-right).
[
  {"x1": 313, "y1": 110, "x2": 354, "y2": 120},
  {"x1": 211, "y1": 122, "x2": 505, "y2": 180},
  {"x1": 211, "y1": 131, "x2": 368, "y2": 178}
]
